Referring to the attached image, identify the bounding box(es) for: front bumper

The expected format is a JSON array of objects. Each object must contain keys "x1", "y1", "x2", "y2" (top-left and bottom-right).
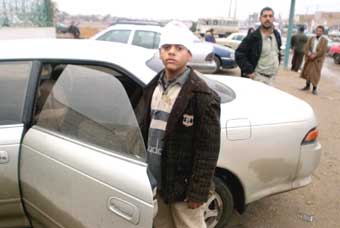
[{"x1": 221, "y1": 57, "x2": 238, "y2": 69}]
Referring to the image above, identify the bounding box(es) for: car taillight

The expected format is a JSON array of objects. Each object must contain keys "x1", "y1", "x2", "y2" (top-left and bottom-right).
[
  {"x1": 205, "y1": 53, "x2": 214, "y2": 61},
  {"x1": 301, "y1": 128, "x2": 319, "y2": 145}
]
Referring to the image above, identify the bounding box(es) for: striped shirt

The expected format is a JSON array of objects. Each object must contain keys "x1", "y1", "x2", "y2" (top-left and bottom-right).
[{"x1": 147, "y1": 68, "x2": 190, "y2": 188}]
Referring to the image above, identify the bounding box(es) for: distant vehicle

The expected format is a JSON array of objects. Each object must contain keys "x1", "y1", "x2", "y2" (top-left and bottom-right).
[
  {"x1": 196, "y1": 17, "x2": 239, "y2": 37},
  {"x1": 91, "y1": 23, "x2": 237, "y2": 74},
  {"x1": 329, "y1": 43, "x2": 340, "y2": 64},
  {"x1": 56, "y1": 23, "x2": 80, "y2": 39},
  {"x1": 91, "y1": 23, "x2": 216, "y2": 73},
  {"x1": 216, "y1": 32, "x2": 247, "y2": 49},
  {"x1": 329, "y1": 30, "x2": 340, "y2": 42},
  {"x1": 210, "y1": 43, "x2": 237, "y2": 73}
]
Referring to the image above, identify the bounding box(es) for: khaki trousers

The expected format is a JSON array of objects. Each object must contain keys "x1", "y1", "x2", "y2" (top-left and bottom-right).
[{"x1": 153, "y1": 194, "x2": 207, "y2": 228}]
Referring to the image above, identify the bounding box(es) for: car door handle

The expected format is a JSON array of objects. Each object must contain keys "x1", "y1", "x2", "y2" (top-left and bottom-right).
[
  {"x1": 107, "y1": 197, "x2": 140, "y2": 225},
  {"x1": 0, "y1": 151, "x2": 9, "y2": 164}
]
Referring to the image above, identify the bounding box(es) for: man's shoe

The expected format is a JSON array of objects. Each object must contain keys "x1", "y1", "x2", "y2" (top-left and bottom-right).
[
  {"x1": 312, "y1": 89, "x2": 318, "y2": 95},
  {"x1": 301, "y1": 85, "x2": 310, "y2": 91}
]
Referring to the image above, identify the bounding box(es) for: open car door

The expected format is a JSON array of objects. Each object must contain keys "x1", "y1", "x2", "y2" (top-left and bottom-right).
[{"x1": 19, "y1": 63, "x2": 155, "y2": 228}]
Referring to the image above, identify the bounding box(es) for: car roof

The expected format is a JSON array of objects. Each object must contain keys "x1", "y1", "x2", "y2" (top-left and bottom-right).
[
  {"x1": 91, "y1": 24, "x2": 163, "y2": 40},
  {"x1": 108, "y1": 23, "x2": 163, "y2": 32},
  {"x1": 0, "y1": 39, "x2": 156, "y2": 84},
  {"x1": 231, "y1": 32, "x2": 246, "y2": 36},
  {"x1": 226, "y1": 32, "x2": 246, "y2": 38}
]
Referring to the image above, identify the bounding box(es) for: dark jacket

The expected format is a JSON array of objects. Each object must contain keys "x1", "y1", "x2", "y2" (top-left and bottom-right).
[
  {"x1": 235, "y1": 28, "x2": 282, "y2": 77},
  {"x1": 291, "y1": 32, "x2": 308, "y2": 53},
  {"x1": 137, "y1": 68, "x2": 221, "y2": 204}
]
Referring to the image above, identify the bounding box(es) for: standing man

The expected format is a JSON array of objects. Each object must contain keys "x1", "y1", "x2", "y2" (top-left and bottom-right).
[
  {"x1": 235, "y1": 7, "x2": 282, "y2": 85},
  {"x1": 300, "y1": 25, "x2": 328, "y2": 95},
  {"x1": 205, "y1": 28, "x2": 216, "y2": 43},
  {"x1": 291, "y1": 26, "x2": 308, "y2": 72},
  {"x1": 137, "y1": 21, "x2": 221, "y2": 228}
]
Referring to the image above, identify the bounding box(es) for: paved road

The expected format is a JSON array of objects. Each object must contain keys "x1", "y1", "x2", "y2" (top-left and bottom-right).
[
  {"x1": 219, "y1": 57, "x2": 340, "y2": 228},
  {"x1": 0, "y1": 27, "x2": 56, "y2": 39}
]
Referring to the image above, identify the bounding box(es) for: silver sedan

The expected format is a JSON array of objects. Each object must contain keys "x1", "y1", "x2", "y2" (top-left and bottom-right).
[{"x1": 0, "y1": 39, "x2": 321, "y2": 228}]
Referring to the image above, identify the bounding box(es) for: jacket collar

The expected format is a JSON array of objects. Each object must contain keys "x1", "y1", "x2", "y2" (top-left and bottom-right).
[
  {"x1": 253, "y1": 27, "x2": 281, "y2": 46},
  {"x1": 146, "y1": 66, "x2": 210, "y2": 94},
  {"x1": 146, "y1": 67, "x2": 211, "y2": 136}
]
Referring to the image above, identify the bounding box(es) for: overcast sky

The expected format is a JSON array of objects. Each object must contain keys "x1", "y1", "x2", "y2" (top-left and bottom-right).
[{"x1": 55, "y1": 0, "x2": 340, "y2": 20}]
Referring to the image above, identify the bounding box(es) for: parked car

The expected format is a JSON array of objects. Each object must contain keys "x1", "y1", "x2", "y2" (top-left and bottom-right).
[
  {"x1": 91, "y1": 23, "x2": 216, "y2": 73},
  {"x1": 216, "y1": 32, "x2": 247, "y2": 50},
  {"x1": 329, "y1": 42, "x2": 340, "y2": 64},
  {"x1": 91, "y1": 23, "x2": 237, "y2": 74},
  {"x1": 0, "y1": 39, "x2": 321, "y2": 228},
  {"x1": 210, "y1": 43, "x2": 237, "y2": 73}
]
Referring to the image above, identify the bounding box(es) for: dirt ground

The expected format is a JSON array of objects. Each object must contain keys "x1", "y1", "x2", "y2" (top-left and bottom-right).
[{"x1": 221, "y1": 57, "x2": 340, "y2": 228}]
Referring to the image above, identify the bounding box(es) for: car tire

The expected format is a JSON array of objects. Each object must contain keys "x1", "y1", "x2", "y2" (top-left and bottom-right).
[
  {"x1": 212, "y1": 56, "x2": 221, "y2": 74},
  {"x1": 334, "y1": 54, "x2": 340, "y2": 64},
  {"x1": 204, "y1": 177, "x2": 234, "y2": 228}
]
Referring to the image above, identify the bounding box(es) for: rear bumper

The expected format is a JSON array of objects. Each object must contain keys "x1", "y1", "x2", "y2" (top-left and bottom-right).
[{"x1": 292, "y1": 141, "x2": 322, "y2": 188}]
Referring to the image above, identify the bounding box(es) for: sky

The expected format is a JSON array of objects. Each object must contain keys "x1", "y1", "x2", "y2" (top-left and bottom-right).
[{"x1": 55, "y1": 0, "x2": 340, "y2": 20}]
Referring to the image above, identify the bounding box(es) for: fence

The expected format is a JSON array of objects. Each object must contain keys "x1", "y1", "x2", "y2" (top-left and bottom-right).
[{"x1": 0, "y1": 0, "x2": 55, "y2": 27}]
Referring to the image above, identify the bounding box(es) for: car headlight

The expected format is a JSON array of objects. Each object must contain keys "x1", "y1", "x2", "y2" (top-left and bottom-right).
[{"x1": 230, "y1": 52, "x2": 235, "y2": 60}]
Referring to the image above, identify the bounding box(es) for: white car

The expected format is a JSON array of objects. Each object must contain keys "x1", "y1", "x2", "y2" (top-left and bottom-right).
[
  {"x1": 0, "y1": 39, "x2": 321, "y2": 228},
  {"x1": 216, "y1": 32, "x2": 247, "y2": 50},
  {"x1": 91, "y1": 23, "x2": 217, "y2": 73}
]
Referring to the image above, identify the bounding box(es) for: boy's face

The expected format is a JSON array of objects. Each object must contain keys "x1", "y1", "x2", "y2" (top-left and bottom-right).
[{"x1": 159, "y1": 44, "x2": 192, "y2": 72}]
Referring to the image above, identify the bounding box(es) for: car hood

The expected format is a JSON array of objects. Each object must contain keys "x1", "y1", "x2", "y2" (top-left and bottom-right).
[
  {"x1": 211, "y1": 43, "x2": 234, "y2": 52},
  {"x1": 200, "y1": 41, "x2": 235, "y2": 53},
  {"x1": 206, "y1": 75, "x2": 315, "y2": 127}
]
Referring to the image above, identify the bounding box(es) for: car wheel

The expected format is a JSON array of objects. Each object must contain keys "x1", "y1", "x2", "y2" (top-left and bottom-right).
[
  {"x1": 212, "y1": 56, "x2": 221, "y2": 74},
  {"x1": 334, "y1": 54, "x2": 340, "y2": 64},
  {"x1": 204, "y1": 177, "x2": 234, "y2": 228}
]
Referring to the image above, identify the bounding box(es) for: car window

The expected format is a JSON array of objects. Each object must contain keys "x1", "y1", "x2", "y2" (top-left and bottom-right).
[
  {"x1": 34, "y1": 64, "x2": 145, "y2": 160},
  {"x1": 132, "y1": 30, "x2": 160, "y2": 49},
  {"x1": 0, "y1": 61, "x2": 31, "y2": 125},
  {"x1": 236, "y1": 35, "x2": 244, "y2": 41},
  {"x1": 97, "y1": 29, "x2": 131, "y2": 43}
]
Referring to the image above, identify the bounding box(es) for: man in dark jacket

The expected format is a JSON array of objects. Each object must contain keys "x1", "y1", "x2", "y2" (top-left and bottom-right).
[
  {"x1": 205, "y1": 28, "x2": 216, "y2": 43},
  {"x1": 235, "y1": 7, "x2": 282, "y2": 85},
  {"x1": 137, "y1": 21, "x2": 221, "y2": 228},
  {"x1": 291, "y1": 26, "x2": 308, "y2": 72}
]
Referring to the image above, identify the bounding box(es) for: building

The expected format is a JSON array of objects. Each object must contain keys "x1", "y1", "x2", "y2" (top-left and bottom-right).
[{"x1": 296, "y1": 11, "x2": 340, "y2": 32}]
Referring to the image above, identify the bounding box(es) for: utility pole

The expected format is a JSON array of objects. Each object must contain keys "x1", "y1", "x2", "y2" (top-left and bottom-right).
[
  {"x1": 284, "y1": 0, "x2": 296, "y2": 69},
  {"x1": 228, "y1": 0, "x2": 232, "y2": 18}
]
